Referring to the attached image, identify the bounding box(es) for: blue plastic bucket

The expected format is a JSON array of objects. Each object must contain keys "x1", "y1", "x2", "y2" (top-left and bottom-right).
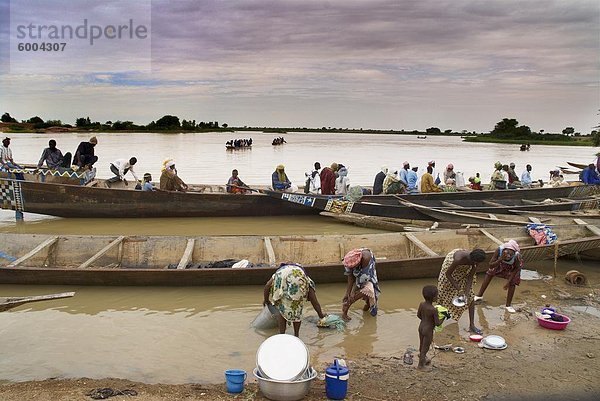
[
  {"x1": 325, "y1": 360, "x2": 349, "y2": 400},
  {"x1": 225, "y1": 369, "x2": 247, "y2": 393}
]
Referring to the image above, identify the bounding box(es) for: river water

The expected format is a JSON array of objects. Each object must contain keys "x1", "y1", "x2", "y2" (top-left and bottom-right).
[{"x1": 0, "y1": 131, "x2": 598, "y2": 384}]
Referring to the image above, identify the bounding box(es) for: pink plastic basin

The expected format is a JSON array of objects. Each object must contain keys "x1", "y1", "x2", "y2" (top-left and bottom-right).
[{"x1": 537, "y1": 313, "x2": 570, "y2": 330}]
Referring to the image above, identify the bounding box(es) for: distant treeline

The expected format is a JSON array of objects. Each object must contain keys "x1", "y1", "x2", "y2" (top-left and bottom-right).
[{"x1": 1, "y1": 112, "x2": 598, "y2": 146}]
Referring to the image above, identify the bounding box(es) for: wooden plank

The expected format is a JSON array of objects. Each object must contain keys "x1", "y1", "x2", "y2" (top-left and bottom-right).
[
  {"x1": 177, "y1": 238, "x2": 196, "y2": 270},
  {"x1": 8, "y1": 236, "x2": 59, "y2": 268},
  {"x1": 405, "y1": 233, "x2": 439, "y2": 257},
  {"x1": 528, "y1": 216, "x2": 542, "y2": 223},
  {"x1": 78, "y1": 236, "x2": 126, "y2": 269},
  {"x1": 574, "y1": 219, "x2": 600, "y2": 236},
  {"x1": 264, "y1": 237, "x2": 276, "y2": 267},
  {"x1": 0, "y1": 292, "x2": 75, "y2": 312},
  {"x1": 481, "y1": 200, "x2": 506, "y2": 207},
  {"x1": 280, "y1": 237, "x2": 318, "y2": 242},
  {"x1": 440, "y1": 201, "x2": 464, "y2": 208},
  {"x1": 479, "y1": 228, "x2": 503, "y2": 245},
  {"x1": 339, "y1": 243, "x2": 345, "y2": 260},
  {"x1": 488, "y1": 214, "x2": 498, "y2": 220}
]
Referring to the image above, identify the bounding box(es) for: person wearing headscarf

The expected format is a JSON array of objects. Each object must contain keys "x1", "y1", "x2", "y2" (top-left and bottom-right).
[
  {"x1": 443, "y1": 178, "x2": 457, "y2": 192},
  {"x1": 383, "y1": 168, "x2": 403, "y2": 194},
  {"x1": 271, "y1": 164, "x2": 294, "y2": 192},
  {"x1": 443, "y1": 164, "x2": 456, "y2": 184},
  {"x1": 341, "y1": 248, "x2": 380, "y2": 320},
  {"x1": 159, "y1": 158, "x2": 188, "y2": 191},
  {"x1": 475, "y1": 239, "x2": 523, "y2": 313},
  {"x1": 263, "y1": 263, "x2": 326, "y2": 337},
  {"x1": 489, "y1": 161, "x2": 505, "y2": 190},
  {"x1": 320, "y1": 162, "x2": 338, "y2": 195},
  {"x1": 335, "y1": 164, "x2": 350, "y2": 195},
  {"x1": 437, "y1": 248, "x2": 487, "y2": 334},
  {"x1": 372, "y1": 165, "x2": 388, "y2": 195},
  {"x1": 406, "y1": 166, "x2": 419, "y2": 194},
  {"x1": 399, "y1": 161, "x2": 410, "y2": 185},
  {"x1": 507, "y1": 162, "x2": 521, "y2": 187}
]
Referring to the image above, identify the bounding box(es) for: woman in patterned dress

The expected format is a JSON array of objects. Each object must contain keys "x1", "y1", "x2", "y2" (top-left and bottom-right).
[
  {"x1": 437, "y1": 248, "x2": 487, "y2": 334},
  {"x1": 263, "y1": 263, "x2": 325, "y2": 337},
  {"x1": 341, "y1": 248, "x2": 381, "y2": 321}
]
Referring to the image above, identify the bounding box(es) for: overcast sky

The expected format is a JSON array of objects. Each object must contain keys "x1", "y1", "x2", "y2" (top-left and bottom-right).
[{"x1": 0, "y1": 0, "x2": 598, "y2": 133}]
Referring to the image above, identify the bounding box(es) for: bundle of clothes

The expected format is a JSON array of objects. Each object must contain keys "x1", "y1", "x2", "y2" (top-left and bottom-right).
[{"x1": 526, "y1": 223, "x2": 558, "y2": 245}]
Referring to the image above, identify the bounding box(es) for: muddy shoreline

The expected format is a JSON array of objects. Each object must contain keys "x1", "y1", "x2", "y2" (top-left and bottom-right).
[{"x1": 2, "y1": 275, "x2": 599, "y2": 401}]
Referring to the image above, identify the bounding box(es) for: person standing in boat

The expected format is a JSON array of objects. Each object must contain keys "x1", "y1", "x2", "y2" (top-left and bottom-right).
[
  {"x1": 335, "y1": 164, "x2": 350, "y2": 195},
  {"x1": 271, "y1": 164, "x2": 297, "y2": 192},
  {"x1": 304, "y1": 162, "x2": 321, "y2": 194},
  {"x1": 106, "y1": 157, "x2": 139, "y2": 186},
  {"x1": 263, "y1": 263, "x2": 326, "y2": 337},
  {"x1": 37, "y1": 139, "x2": 71, "y2": 170},
  {"x1": 73, "y1": 137, "x2": 98, "y2": 169},
  {"x1": 226, "y1": 169, "x2": 249, "y2": 194},
  {"x1": 475, "y1": 240, "x2": 522, "y2": 313},
  {"x1": 372, "y1": 165, "x2": 388, "y2": 195},
  {"x1": 320, "y1": 163, "x2": 338, "y2": 195},
  {"x1": 341, "y1": 248, "x2": 380, "y2": 320},
  {"x1": 437, "y1": 248, "x2": 487, "y2": 334},
  {"x1": 0, "y1": 137, "x2": 25, "y2": 180},
  {"x1": 399, "y1": 161, "x2": 411, "y2": 185},
  {"x1": 159, "y1": 159, "x2": 188, "y2": 191}
]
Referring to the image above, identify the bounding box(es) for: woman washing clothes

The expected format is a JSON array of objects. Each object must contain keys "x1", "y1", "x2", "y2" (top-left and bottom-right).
[
  {"x1": 437, "y1": 248, "x2": 487, "y2": 334},
  {"x1": 475, "y1": 239, "x2": 523, "y2": 313},
  {"x1": 263, "y1": 263, "x2": 326, "y2": 337},
  {"x1": 341, "y1": 248, "x2": 380, "y2": 320}
]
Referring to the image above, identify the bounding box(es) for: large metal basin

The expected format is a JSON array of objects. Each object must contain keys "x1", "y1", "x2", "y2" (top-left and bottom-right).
[{"x1": 253, "y1": 367, "x2": 317, "y2": 401}]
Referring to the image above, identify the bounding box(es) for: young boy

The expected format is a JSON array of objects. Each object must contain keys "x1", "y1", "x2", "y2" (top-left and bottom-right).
[
  {"x1": 417, "y1": 285, "x2": 441, "y2": 370},
  {"x1": 141, "y1": 173, "x2": 156, "y2": 191}
]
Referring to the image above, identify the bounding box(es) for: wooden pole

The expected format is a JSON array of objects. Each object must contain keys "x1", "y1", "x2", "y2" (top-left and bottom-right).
[{"x1": 553, "y1": 241, "x2": 560, "y2": 278}]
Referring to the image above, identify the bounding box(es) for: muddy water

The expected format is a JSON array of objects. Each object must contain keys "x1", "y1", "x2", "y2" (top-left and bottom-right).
[{"x1": 0, "y1": 259, "x2": 597, "y2": 384}]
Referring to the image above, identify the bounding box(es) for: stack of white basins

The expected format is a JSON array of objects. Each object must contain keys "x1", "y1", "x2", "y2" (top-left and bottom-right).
[{"x1": 254, "y1": 334, "x2": 318, "y2": 401}]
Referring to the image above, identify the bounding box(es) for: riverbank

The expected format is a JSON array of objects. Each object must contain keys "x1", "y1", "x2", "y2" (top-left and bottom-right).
[
  {"x1": 464, "y1": 136, "x2": 594, "y2": 146},
  {"x1": 1, "y1": 269, "x2": 598, "y2": 400}
]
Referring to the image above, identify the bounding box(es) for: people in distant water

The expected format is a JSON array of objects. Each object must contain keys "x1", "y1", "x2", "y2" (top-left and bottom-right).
[
  {"x1": 580, "y1": 164, "x2": 600, "y2": 185},
  {"x1": 272, "y1": 164, "x2": 297, "y2": 192},
  {"x1": 37, "y1": 139, "x2": 71, "y2": 169},
  {"x1": 320, "y1": 163, "x2": 338, "y2": 195},
  {"x1": 160, "y1": 159, "x2": 188, "y2": 191},
  {"x1": 383, "y1": 169, "x2": 405, "y2": 194},
  {"x1": 106, "y1": 157, "x2": 139, "y2": 186},
  {"x1": 304, "y1": 162, "x2": 321, "y2": 194},
  {"x1": 141, "y1": 173, "x2": 157, "y2": 191},
  {"x1": 475, "y1": 239, "x2": 523, "y2": 313},
  {"x1": 420, "y1": 166, "x2": 442, "y2": 193},
  {"x1": 0, "y1": 137, "x2": 25, "y2": 180},
  {"x1": 507, "y1": 162, "x2": 521, "y2": 188},
  {"x1": 443, "y1": 178, "x2": 457, "y2": 192},
  {"x1": 341, "y1": 248, "x2": 380, "y2": 321},
  {"x1": 272, "y1": 137, "x2": 287, "y2": 145},
  {"x1": 400, "y1": 161, "x2": 410, "y2": 185},
  {"x1": 443, "y1": 164, "x2": 456, "y2": 184},
  {"x1": 335, "y1": 164, "x2": 350, "y2": 195},
  {"x1": 73, "y1": 136, "x2": 98, "y2": 168},
  {"x1": 521, "y1": 164, "x2": 533, "y2": 188},
  {"x1": 437, "y1": 248, "x2": 487, "y2": 335},
  {"x1": 372, "y1": 165, "x2": 388, "y2": 195},
  {"x1": 468, "y1": 173, "x2": 482, "y2": 190},
  {"x1": 406, "y1": 166, "x2": 419, "y2": 194},
  {"x1": 226, "y1": 138, "x2": 252, "y2": 149},
  {"x1": 489, "y1": 162, "x2": 506, "y2": 190},
  {"x1": 263, "y1": 263, "x2": 326, "y2": 337},
  {"x1": 226, "y1": 169, "x2": 249, "y2": 194}
]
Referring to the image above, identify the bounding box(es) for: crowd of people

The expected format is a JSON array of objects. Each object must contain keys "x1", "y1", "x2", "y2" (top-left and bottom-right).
[
  {"x1": 226, "y1": 138, "x2": 252, "y2": 149},
  {"x1": 272, "y1": 137, "x2": 287, "y2": 145}
]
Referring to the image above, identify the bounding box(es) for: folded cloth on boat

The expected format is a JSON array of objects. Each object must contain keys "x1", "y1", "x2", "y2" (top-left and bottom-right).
[{"x1": 526, "y1": 223, "x2": 557, "y2": 245}]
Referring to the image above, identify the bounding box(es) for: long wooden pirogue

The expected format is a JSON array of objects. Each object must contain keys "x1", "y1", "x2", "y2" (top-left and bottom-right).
[
  {"x1": 1, "y1": 226, "x2": 598, "y2": 286},
  {"x1": 0, "y1": 292, "x2": 75, "y2": 312}
]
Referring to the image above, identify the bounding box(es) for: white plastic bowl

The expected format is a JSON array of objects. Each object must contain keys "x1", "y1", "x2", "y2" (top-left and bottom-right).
[{"x1": 256, "y1": 334, "x2": 309, "y2": 381}]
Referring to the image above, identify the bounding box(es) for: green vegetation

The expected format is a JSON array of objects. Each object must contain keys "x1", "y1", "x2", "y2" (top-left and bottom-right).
[{"x1": 463, "y1": 118, "x2": 595, "y2": 146}]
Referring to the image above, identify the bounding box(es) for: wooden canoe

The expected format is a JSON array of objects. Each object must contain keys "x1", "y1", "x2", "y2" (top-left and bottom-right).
[
  {"x1": 262, "y1": 190, "x2": 598, "y2": 221},
  {"x1": 0, "y1": 178, "x2": 318, "y2": 218},
  {"x1": 0, "y1": 226, "x2": 598, "y2": 286},
  {"x1": 400, "y1": 201, "x2": 600, "y2": 227},
  {"x1": 319, "y1": 212, "x2": 464, "y2": 231},
  {"x1": 567, "y1": 162, "x2": 589, "y2": 170}
]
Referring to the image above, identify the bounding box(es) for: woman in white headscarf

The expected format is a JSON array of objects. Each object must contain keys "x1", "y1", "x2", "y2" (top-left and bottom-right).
[{"x1": 159, "y1": 159, "x2": 188, "y2": 191}]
